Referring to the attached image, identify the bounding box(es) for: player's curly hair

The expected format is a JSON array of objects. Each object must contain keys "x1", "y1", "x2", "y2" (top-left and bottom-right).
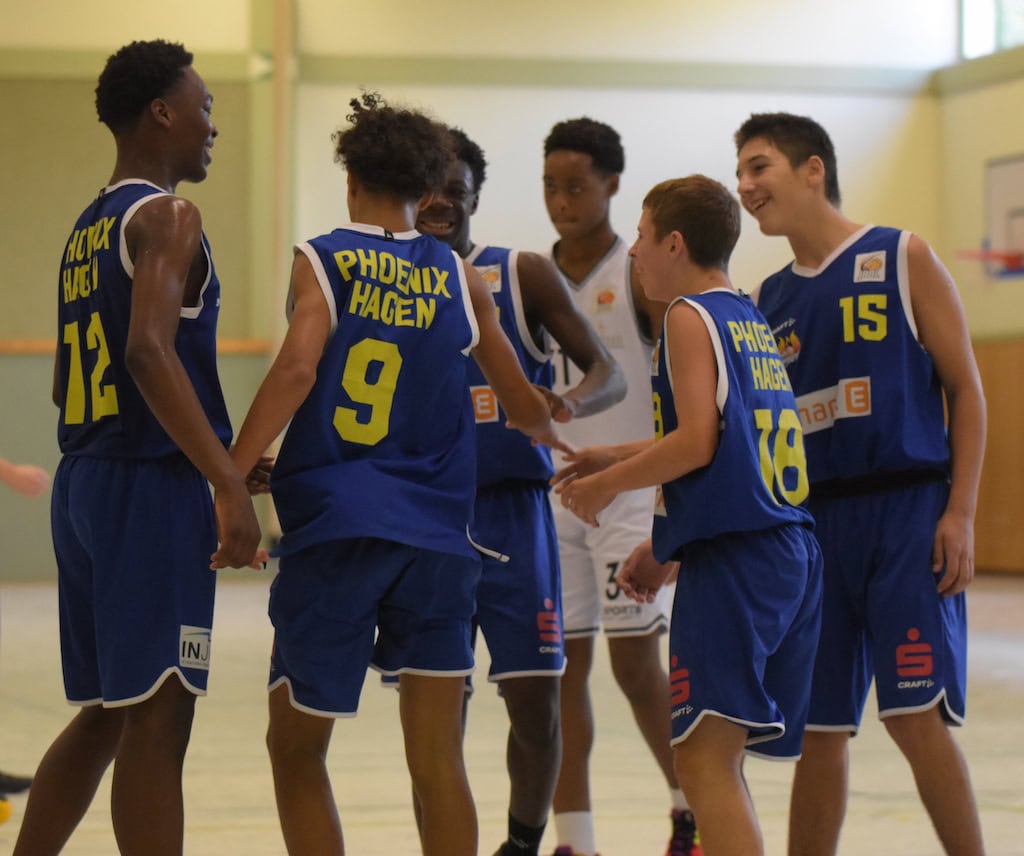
[
  {"x1": 643, "y1": 176, "x2": 740, "y2": 271},
  {"x1": 449, "y1": 127, "x2": 487, "y2": 193},
  {"x1": 734, "y1": 112, "x2": 841, "y2": 206},
  {"x1": 95, "y1": 40, "x2": 194, "y2": 133},
  {"x1": 333, "y1": 92, "x2": 451, "y2": 200},
  {"x1": 543, "y1": 117, "x2": 625, "y2": 175}
]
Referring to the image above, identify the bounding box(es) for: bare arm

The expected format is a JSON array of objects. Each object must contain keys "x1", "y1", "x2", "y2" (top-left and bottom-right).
[
  {"x1": 0, "y1": 457, "x2": 50, "y2": 498},
  {"x1": 557, "y1": 301, "x2": 719, "y2": 525},
  {"x1": 231, "y1": 252, "x2": 331, "y2": 477},
  {"x1": 518, "y1": 251, "x2": 625, "y2": 419},
  {"x1": 908, "y1": 234, "x2": 986, "y2": 596},
  {"x1": 124, "y1": 196, "x2": 260, "y2": 569},
  {"x1": 465, "y1": 260, "x2": 559, "y2": 447}
]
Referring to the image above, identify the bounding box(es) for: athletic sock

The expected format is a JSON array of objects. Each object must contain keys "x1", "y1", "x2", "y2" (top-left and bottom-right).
[
  {"x1": 497, "y1": 812, "x2": 547, "y2": 855},
  {"x1": 553, "y1": 810, "x2": 597, "y2": 856},
  {"x1": 670, "y1": 787, "x2": 691, "y2": 811}
]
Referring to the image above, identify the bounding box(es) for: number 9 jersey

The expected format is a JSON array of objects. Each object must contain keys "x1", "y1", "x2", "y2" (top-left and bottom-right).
[
  {"x1": 651, "y1": 289, "x2": 813, "y2": 563},
  {"x1": 270, "y1": 225, "x2": 481, "y2": 560},
  {"x1": 55, "y1": 180, "x2": 231, "y2": 458}
]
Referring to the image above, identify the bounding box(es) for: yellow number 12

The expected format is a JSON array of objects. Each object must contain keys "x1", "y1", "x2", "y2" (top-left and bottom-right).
[{"x1": 62, "y1": 312, "x2": 119, "y2": 425}]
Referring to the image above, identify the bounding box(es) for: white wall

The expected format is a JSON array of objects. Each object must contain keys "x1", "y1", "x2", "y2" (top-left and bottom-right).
[
  {"x1": 295, "y1": 83, "x2": 941, "y2": 292},
  {"x1": 298, "y1": 0, "x2": 959, "y2": 68}
]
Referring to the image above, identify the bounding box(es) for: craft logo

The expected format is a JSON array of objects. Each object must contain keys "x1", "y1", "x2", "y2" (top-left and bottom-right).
[
  {"x1": 854, "y1": 251, "x2": 886, "y2": 283},
  {"x1": 896, "y1": 627, "x2": 935, "y2": 689},
  {"x1": 470, "y1": 385, "x2": 499, "y2": 423},
  {"x1": 180, "y1": 625, "x2": 211, "y2": 670}
]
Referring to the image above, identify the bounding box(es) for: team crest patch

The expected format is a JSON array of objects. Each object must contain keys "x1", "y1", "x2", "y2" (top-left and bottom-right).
[
  {"x1": 179, "y1": 625, "x2": 212, "y2": 670},
  {"x1": 853, "y1": 251, "x2": 886, "y2": 283},
  {"x1": 595, "y1": 289, "x2": 615, "y2": 311},
  {"x1": 478, "y1": 264, "x2": 503, "y2": 292}
]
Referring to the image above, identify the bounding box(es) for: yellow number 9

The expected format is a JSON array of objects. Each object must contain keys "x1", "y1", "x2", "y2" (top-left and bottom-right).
[{"x1": 333, "y1": 338, "x2": 403, "y2": 446}]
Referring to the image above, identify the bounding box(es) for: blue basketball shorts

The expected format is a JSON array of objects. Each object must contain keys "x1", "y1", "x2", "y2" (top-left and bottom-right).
[
  {"x1": 268, "y1": 537, "x2": 480, "y2": 717},
  {"x1": 807, "y1": 479, "x2": 967, "y2": 731},
  {"x1": 51, "y1": 454, "x2": 218, "y2": 706},
  {"x1": 668, "y1": 523, "x2": 822, "y2": 760},
  {"x1": 472, "y1": 481, "x2": 565, "y2": 681}
]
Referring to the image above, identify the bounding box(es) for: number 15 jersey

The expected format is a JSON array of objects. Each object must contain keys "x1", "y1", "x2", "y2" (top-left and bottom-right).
[{"x1": 271, "y1": 225, "x2": 480, "y2": 559}]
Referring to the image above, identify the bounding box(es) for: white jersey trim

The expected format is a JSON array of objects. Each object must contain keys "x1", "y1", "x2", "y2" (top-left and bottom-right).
[
  {"x1": 294, "y1": 242, "x2": 339, "y2": 334},
  {"x1": 790, "y1": 224, "x2": 874, "y2": 278},
  {"x1": 679, "y1": 293, "x2": 730, "y2": 415},
  {"x1": 114, "y1": 180, "x2": 214, "y2": 322},
  {"x1": 453, "y1": 250, "x2": 480, "y2": 355},
  {"x1": 506, "y1": 249, "x2": 549, "y2": 364},
  {"x1": 896, "y1": 229, "x2": 920, "y2": 341}
]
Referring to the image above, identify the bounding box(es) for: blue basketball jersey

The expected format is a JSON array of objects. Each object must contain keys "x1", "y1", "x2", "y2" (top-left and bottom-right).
[
  {"x1": 755, "y1": 226, "x2": 949, "y2": 484},
  {"x1": 465, "y1": 245, "x2": 553, "y2": 487},
  {"x1": 56, "y1": 180, "x2": 232, "y2": 458},
  {"x1": 651, "y1": 289, "x2": 813, "y2": 562},
  {"x1": 271, "y1": 225, "x2": 481, "y2": 559}
]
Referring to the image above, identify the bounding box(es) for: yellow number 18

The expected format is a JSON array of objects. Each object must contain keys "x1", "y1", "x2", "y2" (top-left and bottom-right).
[{"x1": 754, "y1": 408, "x2": 809, "y2": 505}]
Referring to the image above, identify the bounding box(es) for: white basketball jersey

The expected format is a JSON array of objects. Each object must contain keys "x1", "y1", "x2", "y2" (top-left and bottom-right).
[{"x1": 549, "y1": 237, "x2": 655, "y2": 448}]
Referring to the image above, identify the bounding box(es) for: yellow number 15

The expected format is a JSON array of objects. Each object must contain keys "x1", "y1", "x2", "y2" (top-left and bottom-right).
[{"x1": 62, "y1": 311, "x2": 119, "y2": 425}]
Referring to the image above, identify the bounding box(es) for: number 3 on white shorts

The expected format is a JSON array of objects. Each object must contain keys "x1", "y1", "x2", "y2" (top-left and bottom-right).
[
  {"x1": 754, "y1": 408, "x2": 809, "y2": 505},
  {"x1": 333, "y1": 338, "x2": 403, "y2": 446}
]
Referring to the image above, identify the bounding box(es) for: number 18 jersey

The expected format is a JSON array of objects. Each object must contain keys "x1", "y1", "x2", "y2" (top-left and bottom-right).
[
  {"x1": 271, "y1": 225, "x2": 480, "y2": 559},
  {"x1": 652, "y1": 289, "x2": 812, "y2": 563}
]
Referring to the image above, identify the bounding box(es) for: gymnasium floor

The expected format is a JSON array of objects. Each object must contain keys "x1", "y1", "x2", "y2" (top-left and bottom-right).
[{"x1": 0, "y1": 572, "x2": 1021, "y2": 855}]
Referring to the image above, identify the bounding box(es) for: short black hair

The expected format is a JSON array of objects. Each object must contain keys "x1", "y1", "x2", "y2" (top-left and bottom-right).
[
  {"x1": 448, "y1": 127, "x2": 487, "y2": 193},
  {"x1": 734, "y1": 112, "x2": 841, "y2": 206},
  {"x1": 96, "y1": 40, "x2": 194, "y2": 133},
  {"x1": 333, "y1": 92, "x2": 451, "y2": 200},
  {"x1": 544, "y1": 117, "x2": 624, "y2": 175}
]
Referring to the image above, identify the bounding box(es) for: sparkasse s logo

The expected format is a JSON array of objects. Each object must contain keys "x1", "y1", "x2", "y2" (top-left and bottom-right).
[
  {"x1": 669, "y1": 654, "x2": 690, "y2": 705},
  {"x1": 896, "y1": 627, "x2": 933, "y2": 679}
]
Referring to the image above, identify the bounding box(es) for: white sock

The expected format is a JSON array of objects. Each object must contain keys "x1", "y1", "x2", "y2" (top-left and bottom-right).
[
  {"x1": 670, "y1": 787, "x2": 690, "y2": 811},
  {"x1": 554, "y1": 811, "x2": 597, "y2": 856}
]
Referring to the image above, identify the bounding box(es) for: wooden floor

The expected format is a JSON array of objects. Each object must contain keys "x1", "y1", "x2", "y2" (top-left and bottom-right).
[{"x1": 1, "y1": 572, "x2": 1022, "y2": 855}]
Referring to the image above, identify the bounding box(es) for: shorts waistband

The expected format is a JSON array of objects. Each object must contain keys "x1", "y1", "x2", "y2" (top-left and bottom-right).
[{"x1": 810, "y1": 469, "x2": 948, "y2": 500}]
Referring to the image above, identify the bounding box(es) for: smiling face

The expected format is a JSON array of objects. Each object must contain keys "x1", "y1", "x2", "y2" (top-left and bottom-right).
[
  {"x1": 162, "y1": 66, "x2": 218, "y2": 184},
  {"x1": 735, "y1": 136, "x2": 818, "y2": 237},
  {"x1": 416, "y1": 158, "x2": 478, "y2": 255},
  {"x1": 542, "y1": 150, "x2": 617, "y2": 241}
]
